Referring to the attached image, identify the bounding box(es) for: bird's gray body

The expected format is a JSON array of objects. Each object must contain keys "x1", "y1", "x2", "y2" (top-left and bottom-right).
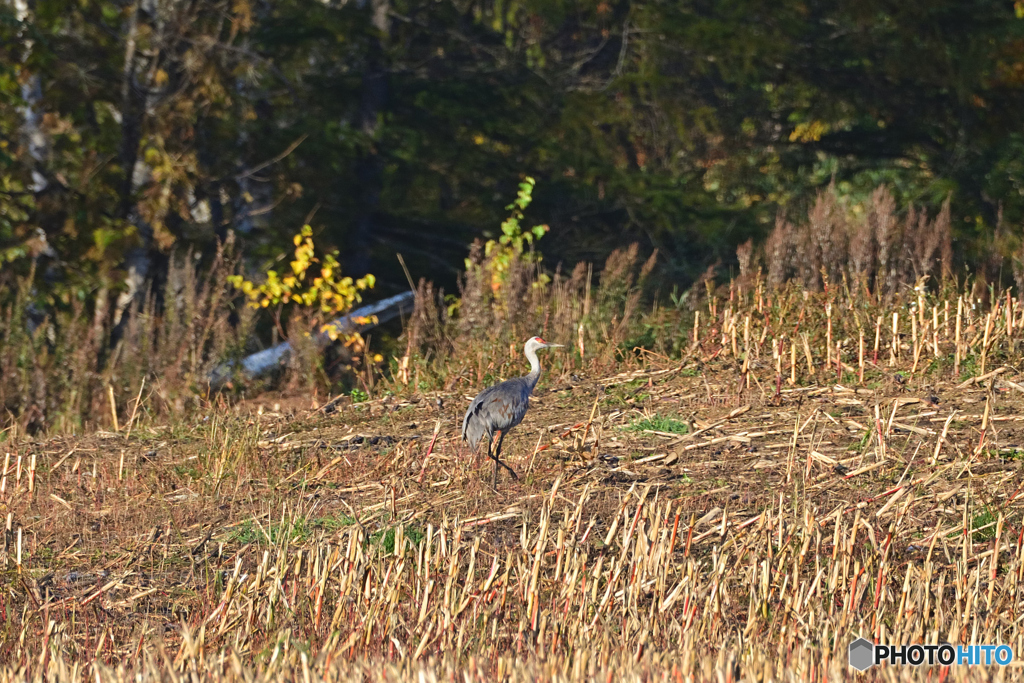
[
  {"x1": 461, "y1": 373, "x2": 537, "y2": 450},
  {"x1": 461, "y1": 336, "x2": 561, "y2": 488}
]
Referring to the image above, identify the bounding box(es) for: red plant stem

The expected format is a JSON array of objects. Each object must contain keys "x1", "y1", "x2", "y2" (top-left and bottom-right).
[{"x1": 417, "y1": 428, "x2": 441, "y2": 484}]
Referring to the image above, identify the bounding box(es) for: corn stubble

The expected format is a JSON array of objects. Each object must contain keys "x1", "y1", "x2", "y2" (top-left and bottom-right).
[
  {"x1": 8, "y1": 185, "x2": 1024, "y2": 681},
  {"x1": 4, "y1": 442, "x2": 1024, "y2": 683}
]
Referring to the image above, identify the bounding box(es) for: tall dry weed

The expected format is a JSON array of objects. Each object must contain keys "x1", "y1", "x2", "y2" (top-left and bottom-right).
[
  {"x1": 1014, "y1": 238, "x2": 1024, "y2": 298},
  {"x1": 736, "y1": 239, "x2": 753, "y2": 282},
  {"x1": 870, "y1": 185, "x2": 900, "y2": 296},
  {"x1": 807, "y1": 188, "x2": 847, "y2": 288},
  {"x1": 761, "y1": 184, "x2": 961, "y2": 299},
  {"x1": 0, "y1": 237, "x2": 251, "y2": 433},
  {"x1": 409, "y1": 277, "x2": 453, "y2": 358},
  {"x1": 457, "y1": 240, "x2": 492, "y2": 340},
  {"x1": 903, "y1": 204, "x2": 936, "y2": 281},
  {"x1": 399, "y1": 237, "x2": 665, "y2": 393},
  {"x1": 765, "y1": 216, "x2": 795, "y2": 290},
  {"x1": 937, "y1": 195, "x2": 954, "y2": 278},
  {"x1": 548, "y1": 261, "x2": 588, "y2": 345},
  {"x1": 847, "y1": 209, "x2": 874, "y2": 288},
  {"x1": 594, "y1": 244, "x2": 652, "y2": 346}
]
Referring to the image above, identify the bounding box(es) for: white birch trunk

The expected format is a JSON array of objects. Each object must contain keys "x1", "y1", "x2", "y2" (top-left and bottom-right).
[{"x1": 12, "y1": 0, "x2": 47, "y2": 192}]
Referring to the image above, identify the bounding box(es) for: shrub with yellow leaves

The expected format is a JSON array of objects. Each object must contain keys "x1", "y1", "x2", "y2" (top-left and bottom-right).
[{"x1": 228, "y1": 225, "x2": 377, "y2": 358}]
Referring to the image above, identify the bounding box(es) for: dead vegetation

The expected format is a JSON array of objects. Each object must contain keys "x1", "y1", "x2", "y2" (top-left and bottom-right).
[
  {"x1": 0, "y1": 237, "x2": 254, "y2": 435},
  {"x1": 5, "y1": 254, "x2": 1024, "y2": 681},
  {"x1": 7, "y1": 184, "x2": 1024, "y2": 680}
]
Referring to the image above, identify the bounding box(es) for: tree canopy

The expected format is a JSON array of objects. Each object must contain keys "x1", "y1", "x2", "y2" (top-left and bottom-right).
[{"x1": 2, "y1": 0, "x2": 1024, "y2": 302}]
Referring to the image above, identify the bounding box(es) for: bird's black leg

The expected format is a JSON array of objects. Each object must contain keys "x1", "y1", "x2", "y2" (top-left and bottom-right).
[
  {"x1": 490, "y1": 431, "x2": 498, "y2": 489},
  {"x1": 492, "y1": 430, "x2": 518, "y2": 483}
]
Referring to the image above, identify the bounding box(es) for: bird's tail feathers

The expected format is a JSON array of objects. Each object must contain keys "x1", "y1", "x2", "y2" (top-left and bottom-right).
[{"x1": 463, "y1": 421, "x2": 487, "y2": 452}]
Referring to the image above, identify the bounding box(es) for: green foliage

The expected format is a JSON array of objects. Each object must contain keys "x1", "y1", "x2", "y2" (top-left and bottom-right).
[
  {"x1": 349, "y1": 387, "x2": 369, "y2": 403},
  {"x1": 619, "y1": 325, "x2": 658, "y2": 359},
  {"x1": 626, "y1": 415, "x2": 690, "y2": 435},
  {"x1": 229, "y1": 515, "x2": 357, "y2": 546},
  {"x1": 958, "y1": 355, "x2": 980, "y2": 382},
  {"x1": 466, "y1": 177, "x2": 550, "y2": 296},
  {"x1": 370, "y1": 525, "x2": 425, "y2": 555},
  {"x1": 971, "y1": 507, "x2": 998, "y2": 542}
]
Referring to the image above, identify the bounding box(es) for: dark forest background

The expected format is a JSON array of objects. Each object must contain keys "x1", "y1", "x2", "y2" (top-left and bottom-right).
[
  {"x1": 4, "y1": 0, "x2": 1024, "y2": 301},
  {"x1": 4, "y1": 0, "x2": 1024, "y2": 432}
]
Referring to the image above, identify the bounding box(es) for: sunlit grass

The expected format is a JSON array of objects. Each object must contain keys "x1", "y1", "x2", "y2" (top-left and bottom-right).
[{"x1": 626, "y1": 414, "x2": 690, "y2": 434}]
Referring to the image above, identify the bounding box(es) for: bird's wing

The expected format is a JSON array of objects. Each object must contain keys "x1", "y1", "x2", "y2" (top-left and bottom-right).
[
  {"x1": 483, "y1": 378, "x2": 532, "y2": 430},
  {"x1": 462, "y1": 385, "x2": 494, "y2": 445},
  {"x1": 461, "y1": 398, "x2": 474, "y2": 440},
  {"x1": 462, "y1": 376, "x2": 535, "y2": 449}
]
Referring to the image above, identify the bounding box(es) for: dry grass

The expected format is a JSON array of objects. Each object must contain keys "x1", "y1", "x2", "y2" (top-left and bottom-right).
[
  {"x1": 7, "y1": 183, "x2": 1024, "y2": 680},
  {"x1": 763, "y1": 185, "x2": 953, "y2": 296},
  {"x1": 5, "y1": 269, "x2": 1024, "y2": 681},
  {"x1": 0, "y1": 182, "x2": 1010, "y2": 440},
  {"x1": 394, "y1": 241, "x2": 666, "y2": 398},
  {"x1": 0, "y1": 236, "x2": 254, "y2": 435}
]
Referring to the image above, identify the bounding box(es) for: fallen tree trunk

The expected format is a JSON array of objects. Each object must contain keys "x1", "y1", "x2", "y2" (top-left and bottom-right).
[{"x1": 209, "y1": 290, "x2": 414, "y2": 389}]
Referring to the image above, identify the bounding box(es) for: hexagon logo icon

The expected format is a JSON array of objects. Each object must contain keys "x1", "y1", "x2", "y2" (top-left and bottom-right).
[{"x1": 849, "y1": 638, "x2": 875, "y2": 672}]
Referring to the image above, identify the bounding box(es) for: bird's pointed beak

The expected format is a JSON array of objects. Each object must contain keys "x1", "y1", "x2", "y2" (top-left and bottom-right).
[{"x1": 545, "y1": 343, "x2": 564, "y2": 348}]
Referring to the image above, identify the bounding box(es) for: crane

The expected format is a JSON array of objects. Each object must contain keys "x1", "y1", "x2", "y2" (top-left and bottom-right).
[{"x1": 462, "y1": 336, "x2": 563, "y2": 489}]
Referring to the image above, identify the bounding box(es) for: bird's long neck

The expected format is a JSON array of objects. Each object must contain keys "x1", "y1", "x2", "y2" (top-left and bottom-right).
[{"x1": 524, "y1": 344, "x2": 542, "y2": 390}]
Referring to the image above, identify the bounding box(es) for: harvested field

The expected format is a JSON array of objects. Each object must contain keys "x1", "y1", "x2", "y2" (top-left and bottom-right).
[{"x1": 5, "y1": 287, "x2": 1024, "y2": 682}]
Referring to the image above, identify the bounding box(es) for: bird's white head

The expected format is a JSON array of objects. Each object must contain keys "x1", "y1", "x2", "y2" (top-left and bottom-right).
[
  {"x1": 528, "y1": 337, "x2": 561, "y2": 352},
  {"x1": 523, "y1": 336, "x2": 562, "y2": 377},
  {"x1": 526, "y1": 336, "x2": 563, "y2": 352}
]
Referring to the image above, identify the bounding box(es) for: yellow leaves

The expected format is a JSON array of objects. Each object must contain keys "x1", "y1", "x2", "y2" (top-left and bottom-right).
[
  {"x1": 233, "y1": 0, "x2": 254, "y2": 31},
  {"x1": 227, "y1": 275, "x2": 255, "y2": 296},
  {"x1": 152, "y1": 221, "x2": 177, "y2": 251},
  {"x1": 343, "y1": 333, "x2": 366, "y2": 353},
  {"x1": 789, "y1": 120, "x2": 829, "y2": 143},
  {"x1": 229, "y1": 226, "x2": 376, "y2": 344},
  {"x1": 153, "y1": 69, "x2": 169, "y2": 87},
  {"x1": 467, "y1": 132, "x2": 512, "y2": 155},
  {"x1": 143, "y1": 147, "x2": 163, "y2": 166},
  {"x1": 0, "y1": 244, "x2": 27, "y2": 264}
]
